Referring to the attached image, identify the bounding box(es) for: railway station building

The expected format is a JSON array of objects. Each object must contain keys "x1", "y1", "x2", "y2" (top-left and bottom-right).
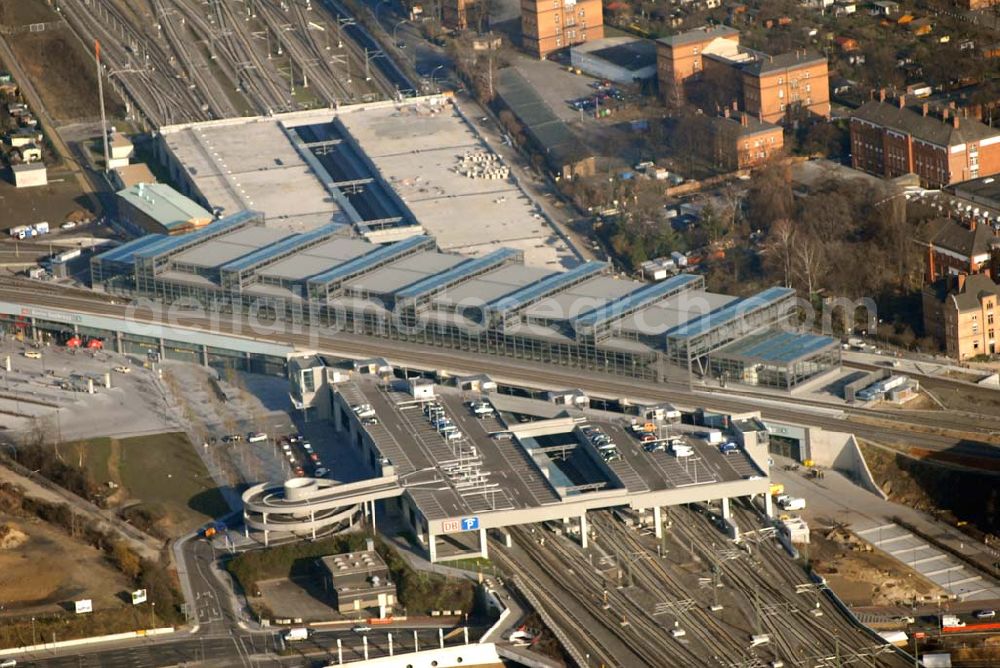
[{"x1": 91, "y1": 208, "x2": 839, "y2": 388}]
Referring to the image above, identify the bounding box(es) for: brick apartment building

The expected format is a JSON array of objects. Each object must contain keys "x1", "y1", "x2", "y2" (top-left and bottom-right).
[
  {"x1": 656, "y1": 25, "x2": 740, "y2": 104},
  {"x1": 923, "y1": 273, "x2": 1000, "y2": 359},
  {"x1": 655, "y1": 26, "x2": 830, "y2": 123},
  {"x1": 850, "y1": 95, "x2": 1000, "y2": 187},
  {"x1": 521, "y1": 0, "x2": 604, "y2": 59},
  {"x1": 741, "y1": 52, "x2": 830, "y2": 123},
  {"x1": 708, "y1": 111, "x2": 784, "y2": 169}
]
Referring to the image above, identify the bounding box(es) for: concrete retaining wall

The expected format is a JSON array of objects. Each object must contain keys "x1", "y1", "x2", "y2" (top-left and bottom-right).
[
  {"x1": 347, "y1": 642, "x2": 501, "y2": 667},
  {"x1": 808, "y1": 430, "x2": 886, "y2": 500},
  {"x1": 0, "y1": 627, "x2": 174, "y2": 657}
]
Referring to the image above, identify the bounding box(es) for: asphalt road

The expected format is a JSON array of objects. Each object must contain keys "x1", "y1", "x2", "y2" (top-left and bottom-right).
[{"x1": 19, "y1": 627, "x2": 459, "y2": 668}]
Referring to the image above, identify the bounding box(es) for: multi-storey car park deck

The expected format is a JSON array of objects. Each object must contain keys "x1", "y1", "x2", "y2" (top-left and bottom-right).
[
  {"x1": 242, "y1": 366, "x2": 773, "y2": 561},
  {"x1": 92, "y1": 211, "x2": 841, "y2": 387},
  {"x1": 156, "y1": 96, "x2": 580, "y2": 267}
]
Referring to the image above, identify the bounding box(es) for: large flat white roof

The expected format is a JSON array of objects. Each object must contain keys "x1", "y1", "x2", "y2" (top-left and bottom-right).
[
  {"x1": 335, "y1": 102, "x2": 579, "y2": 268},
  {"x1": 161, "y1": 116, "x2": 346, "y2": 232},
  {"x1": 172, "y1": 227, "x2": 292, "y2": 268}
]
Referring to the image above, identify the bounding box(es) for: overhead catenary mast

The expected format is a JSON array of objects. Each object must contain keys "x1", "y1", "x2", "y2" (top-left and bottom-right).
[{"x1": 96, "y1": 40, "x2": 110, "y2": 173}]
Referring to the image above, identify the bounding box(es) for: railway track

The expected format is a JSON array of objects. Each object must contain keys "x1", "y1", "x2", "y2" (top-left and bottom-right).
[
  {"x1": 491, "y1": 547, "x2": 621, "y2": 667},
  {"x1": 55, "y1": 0, "x2": 210, "y2": 126},
  {"x1": 670, "y1": 502, "x2": 909, "y2": 667},
  {"x1": 503, "y1": 524, "x2": 722, "y2": 667}
]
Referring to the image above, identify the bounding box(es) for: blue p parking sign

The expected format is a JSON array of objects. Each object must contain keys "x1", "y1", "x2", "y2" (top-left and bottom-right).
[{"x1": 461, "y1": 517, "x2": 480, "y2": 531}]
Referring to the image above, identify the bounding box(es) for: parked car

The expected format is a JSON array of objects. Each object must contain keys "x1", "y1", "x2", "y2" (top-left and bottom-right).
[
  {"x1": 975, "y1": 609, "x2": 996, "y2": 619},
  {"x1": 352, "y1": 624, "x2": 372, "y2": 633},
  {"x1": 314, "y1": 467, "x2": 329, "y2": 477},
  {"x1": 112, "y1": 365, "x2": 131, "y2": 374},
  {"x1": 247, "y1": 432, "x2": 268, "y2": 443},
  {"x1": 23, "y1": 351, "x2": 41, "y2": 359}
]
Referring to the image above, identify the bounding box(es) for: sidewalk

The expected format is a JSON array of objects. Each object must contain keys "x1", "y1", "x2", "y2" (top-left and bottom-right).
[
  {"x1": 771, "y1": 455, "x2": 1000, "y2": 598},
  {"x1": 379, "y1": 518, "x2": 527, "y2": 641}
]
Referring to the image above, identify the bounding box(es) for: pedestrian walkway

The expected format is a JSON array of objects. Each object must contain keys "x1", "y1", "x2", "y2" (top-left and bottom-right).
[{"x1": 854, "y1": 522, "x2": 1000, "y2": 601}]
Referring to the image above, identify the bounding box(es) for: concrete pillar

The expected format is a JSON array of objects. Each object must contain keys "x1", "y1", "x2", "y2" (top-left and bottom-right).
[
  {"x1": 428, "y1": 532, "x2": 437, "y2": 562},
  {"x1": 370, "y1": 500, "x2": 377, "y2": 535},
  {"x1": 764, "y1": 493, "x2": 774, "y2": 517},
  {"x1": 479, "y1": 528, "x2": 488, "y2": 559},
  {"x1": 654, "y1": 506, "x2": 663, "y2": 539},
  {"x1": 311, "y1": 510, "x2": 316, "y2": 540},
  {"x1": 580, "y1": 512, "x2": 588, "y2": 549},
  {"x1": 721, "y1": 497, "x2": 731, "y2": 520},
  {"x1": 243, "y1": 511, "x2": 249, "y2": 538},
  {"x1": 158, "y1": 337, "x2": 165, "y2": 359},
  {"x1": 201, "y1": 344, "x2": 209, "y2": 367},
  {"x1": 503, "y1": 529, "x2": 512, "y2": 548},
  {"x1": 115, "y1": 331, "x2": 123, "y2": 354}
]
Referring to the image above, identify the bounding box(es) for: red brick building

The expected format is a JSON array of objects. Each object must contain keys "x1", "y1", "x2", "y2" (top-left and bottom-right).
[
  {"x1": 709, "y1": 112, "x2": 784, "y2": 169},
  {"x1": 521, "y1": 0, "x2": 604, "y2": 59},
  {"x1": 925, "y1": 217, "x2": 1000, "y2": 282},
  {"x1": 850, "y1": 96, "x2": 1000, "y2": 187},
  {"x1": 655, "y1": 26, "x2": 830, "y2": 123}
]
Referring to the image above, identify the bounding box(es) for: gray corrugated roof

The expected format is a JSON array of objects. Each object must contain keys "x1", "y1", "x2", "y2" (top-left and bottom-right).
[
  {"x1": 852, "y1": 100, "x2": 1000, "y2": 147},
  {"x1": 657, "y1": 25, "x2": 739, "y2": 48},
  {"x1": 495, "y1": 68, "x2": 591, "y2": 167}
]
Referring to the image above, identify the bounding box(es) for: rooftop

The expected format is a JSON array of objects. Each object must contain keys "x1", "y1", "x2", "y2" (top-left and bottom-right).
[
  {"x1": 116, "y1": 183, "x2": 213, "y2": 231},
  {"x1": 852, "y1": 100, "x2": 1000, "y2": 147},
  {"x1": 159, "y1": 116, "x2": 346, "y2": 231},
  {"x1": 714, "y1": 329, "x2": 838, "y2": 365},
  {"x1": 171, "y1": 226, "x2": 290, "y2": 269},
  {"x1": 712, "y1": 113, "x2": 782, "y2": 138},
  {"x1": 576, "y1": 37, "x2": 657, "y2": 73},
  {"x1": 740, "y1": 49, "x2": 827, "y2": 76},
  {"x1": 257, "y1": 236, "x2": 372, "y2": 282},
  {"x1": 346, "y1": 251, "x2": 465, "y2": 296},
  {"x1": 657, "y1": 25, "x2": 740, "y2": 48},
  {"x1": 11, "y1": 163, "x2": 45, "y2": 173},
  {"x1": 113, "y1": 163, "x2": 157, "y2": 189},
  {"x1": 335, "y1": 101, "x2": 578, "y2": 269},
  {"x1": 949, "y1": 273, "x2": 1000, "y2": 311},
  {"x1": 929, "y1": 219, "x2": 998, "y2": 258}
]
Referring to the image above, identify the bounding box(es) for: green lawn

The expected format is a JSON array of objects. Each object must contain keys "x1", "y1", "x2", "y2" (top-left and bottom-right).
[{"x1": 74, "y1": 432, "x2": 229, "y2": 535}]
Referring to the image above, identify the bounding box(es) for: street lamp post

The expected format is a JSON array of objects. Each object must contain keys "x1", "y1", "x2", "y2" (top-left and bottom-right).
[
  {"x1": 429, "y1": 65, "x2": 445, "y2": 91},
  {"x1": 392, "y1": 19, "x2": 408, "y2": 44}
]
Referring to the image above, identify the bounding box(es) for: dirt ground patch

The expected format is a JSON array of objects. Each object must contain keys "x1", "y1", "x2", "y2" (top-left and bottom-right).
[
  {"x1": 860, "y1": 441, "x2": 1000, "y2": 535},
  {"x1": 0, "y1": 0, "x2": 57, "y2": 27},
  {"x1": 0, "y1": 513, "x2": 132, "y2": 614},
  {"x1": 927, "y1": 381, "x2": 1000, "y2": 415},
  {"x1": 809, "y1": 525, "x2": 946, "y2": 607},
  {"x1": 0, "y1": 169, "x2": 92, "y2": 229},
  {"x1": 6, "y1": 28, "x2": 125, "y2": 122}
]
